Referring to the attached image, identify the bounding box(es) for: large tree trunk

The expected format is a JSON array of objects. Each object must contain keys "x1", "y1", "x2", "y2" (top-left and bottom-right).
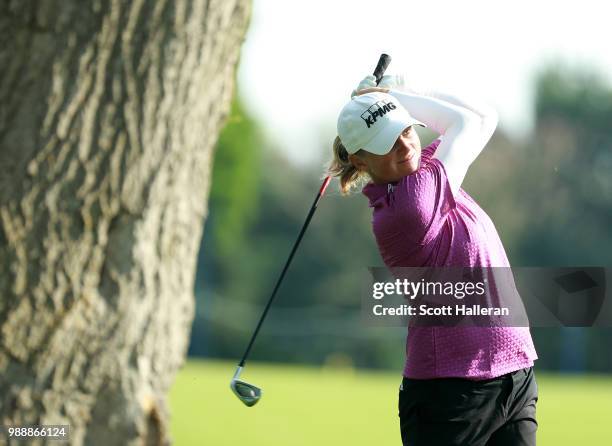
[{"x1": 0, "y1": 0, "x2": 250, "y2": 444}]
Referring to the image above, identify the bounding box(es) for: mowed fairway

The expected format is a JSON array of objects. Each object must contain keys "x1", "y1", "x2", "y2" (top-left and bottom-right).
[{"x1": 169, "y1": 359, "x2": 612, "y2": 445}]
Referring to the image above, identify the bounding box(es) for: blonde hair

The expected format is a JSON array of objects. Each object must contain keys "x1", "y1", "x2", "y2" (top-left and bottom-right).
[{"x1": 325, "y1": 136, "x2": 369, "y2": 195}]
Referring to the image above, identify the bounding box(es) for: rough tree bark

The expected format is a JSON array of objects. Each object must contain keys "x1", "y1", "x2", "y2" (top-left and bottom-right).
[{"x1": 0, "y1": 0, "x2": 250, "y2": 444}]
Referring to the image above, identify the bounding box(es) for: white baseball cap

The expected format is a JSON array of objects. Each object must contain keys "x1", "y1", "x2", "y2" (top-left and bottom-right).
[{"x1": 337, "y1": 92, "x2": 426, "y2": 155}]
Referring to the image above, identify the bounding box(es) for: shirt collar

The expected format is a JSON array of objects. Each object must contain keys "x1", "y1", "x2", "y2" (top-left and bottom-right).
[{"x1": 362, "y1": 180, "x2": 398, "y2": 208}]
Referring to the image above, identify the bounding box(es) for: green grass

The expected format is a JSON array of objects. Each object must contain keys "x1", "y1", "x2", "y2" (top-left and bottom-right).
[{"x1": 169, "y1": 359, "x2": 612, "y2": 445}]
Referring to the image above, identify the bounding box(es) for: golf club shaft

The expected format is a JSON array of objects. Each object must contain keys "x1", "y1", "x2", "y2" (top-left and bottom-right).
[
  {"x1": 374, "y1": 53, "x2": 391, "y2": 85},
  {"x1": 238, "y1": 176, "x2": 331, "y2": 367},
  {"x1": 237, "y1": 53, "x2": 391, "y2": 368}
]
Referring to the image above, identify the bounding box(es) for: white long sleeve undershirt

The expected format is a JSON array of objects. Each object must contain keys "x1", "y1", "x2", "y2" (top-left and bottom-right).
[{"x1": 388, "y1": 88, "x2": 499, "y2": 194}]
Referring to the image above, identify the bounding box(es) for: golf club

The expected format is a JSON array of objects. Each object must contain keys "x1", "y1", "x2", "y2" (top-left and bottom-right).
[{"x1": 230, "y1": 53, "x2": 392, "y2": 407}]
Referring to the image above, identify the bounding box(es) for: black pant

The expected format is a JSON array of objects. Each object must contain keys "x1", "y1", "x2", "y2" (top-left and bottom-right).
[{"x1": 399, "y1": 367, "x2": 538, "y2": 445}]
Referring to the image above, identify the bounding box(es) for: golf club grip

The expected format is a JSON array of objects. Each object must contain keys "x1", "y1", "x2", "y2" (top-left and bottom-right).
[{"x1": 373, "y1": 53, "x2": 391, "y2": 85}]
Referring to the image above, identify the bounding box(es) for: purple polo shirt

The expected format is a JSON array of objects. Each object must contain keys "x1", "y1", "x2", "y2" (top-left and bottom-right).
[{"x1": 362, "y1": 138, "x2": 537, "y2": 379}]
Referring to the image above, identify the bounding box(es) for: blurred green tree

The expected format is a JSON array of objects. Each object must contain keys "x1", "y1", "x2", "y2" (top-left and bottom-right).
[
  {"x1": 196, "y1": 96, "x2": 262, "y2": 289},
  {"x1": 517, "y1": 62, "x2": 612, "y2": 265}
]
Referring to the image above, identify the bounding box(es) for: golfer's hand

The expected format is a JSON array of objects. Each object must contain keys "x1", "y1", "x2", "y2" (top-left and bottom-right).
[
  {"x1": 351, "y1": 75, "x2": 377, "y2": 98},
  {"x1": 351, "y1": 74, "x2": 417, "y2": 98},
  {"x1": 354, "y1": 87, "x2": 390, "y2": 96},
  {"x1": 378, "y1": 74, "x2": 408, "y2": 91}
]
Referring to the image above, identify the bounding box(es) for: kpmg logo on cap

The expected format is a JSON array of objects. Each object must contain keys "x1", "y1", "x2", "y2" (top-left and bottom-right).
[{"x1": 360, "y1": 100, "x2": 397, "y2": 128}]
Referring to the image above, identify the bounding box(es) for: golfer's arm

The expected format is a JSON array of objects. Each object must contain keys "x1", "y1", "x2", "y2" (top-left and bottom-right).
[
  {"x1": 424, "y1": 89, "x2": 499, "y2": 146},
  {"x1": 388, "y1": 89, "x2": 483, "y2": 194},
  {"x1": 423, "y1": 89, "x2": 498, "y2": 122},
  {"x1": 392, "y1": 77, "x2": 498, "y2": 138}
]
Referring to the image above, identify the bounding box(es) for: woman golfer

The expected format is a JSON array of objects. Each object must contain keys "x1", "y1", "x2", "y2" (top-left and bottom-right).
[{"x1": 328, "y1": 76, "x2": 539, "y2": 445}]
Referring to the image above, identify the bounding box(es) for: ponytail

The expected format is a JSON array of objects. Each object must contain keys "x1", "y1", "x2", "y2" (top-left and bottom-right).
[{"x1": 326, "y1": 136, "x2": 369, "y2": 195}]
